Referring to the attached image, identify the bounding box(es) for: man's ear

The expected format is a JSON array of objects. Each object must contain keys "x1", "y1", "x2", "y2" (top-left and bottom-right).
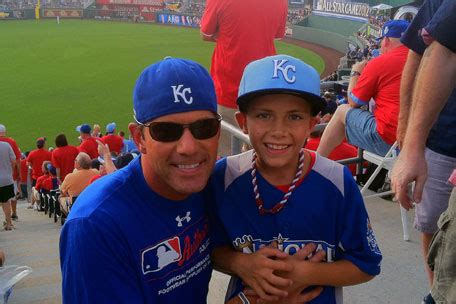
[
  {"x1": 132, "y1": 124, "x2": 147, "y2": 154},
  {"x1": 235, "y1": 111, "x2": 249, "y2": 134}
]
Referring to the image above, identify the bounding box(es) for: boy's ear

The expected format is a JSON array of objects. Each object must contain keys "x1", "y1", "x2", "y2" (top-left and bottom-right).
[
  {"x1": 132, "y1": 124, "x2": 147, "y2": 154},
  {"x1": 235, "y1": 111, "x2": 249, "y2": 134}
]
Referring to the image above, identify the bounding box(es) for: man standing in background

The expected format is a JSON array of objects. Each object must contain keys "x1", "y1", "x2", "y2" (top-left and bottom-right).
[
  {"x1": 0, "y1": 124, "x2": 21, "y2": 221},
  {"x1": 200, "y1": 0, "x2": 287, "y2": 129}
]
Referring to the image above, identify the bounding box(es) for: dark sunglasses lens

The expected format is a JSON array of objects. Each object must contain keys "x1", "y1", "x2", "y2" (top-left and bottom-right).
[
  {"x1": 149, "y1": 123, "x2": 183, "y2": 142},
  {"x1": 190, "y1": 118, "x2": 220, "y2": 140}
]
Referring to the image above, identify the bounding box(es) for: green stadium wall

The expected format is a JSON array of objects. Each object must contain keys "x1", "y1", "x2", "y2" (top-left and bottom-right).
[{"x1": 292, "y1": 15, "x2": 365, "y2": 53}]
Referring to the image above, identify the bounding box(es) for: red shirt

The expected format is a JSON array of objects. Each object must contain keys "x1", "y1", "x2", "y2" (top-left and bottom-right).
[
  {"x1": 200, "y1": 0, "x2": 287, "y2": 109},
  {"x1": 0, "y1": 137, "x2": 21, "y2": 180},
  {"x1": 20, "y1": 159, "x2": 28, "y2": 184},
  {"x1": 351, "y1": 45, "x2": 409, "y2": 144},
  {"x1": 41, "y1": 176, "x2": 58, "y2": 192},
  {"x1": 52, "y1": 145, "x2": 79, "y2": 181},
  {"x1": 27, "y1": 148, "x2": 52, "y2": 180},
  {"x1": 101, "y1": 134, "x2": 124, "y2": 154},
  {"x1": 78, "y1": 136, "x2": 98, "y2": 159},
  {"x1": 34, "y1": 174, "x2": 49, "y2": 191},
  {"x1": 306, "y1": 138, "x2": 358, "y2": 175}
]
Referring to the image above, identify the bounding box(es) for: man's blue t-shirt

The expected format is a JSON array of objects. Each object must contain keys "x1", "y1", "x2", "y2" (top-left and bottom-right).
[
  {"x1": 401, "y1": 0, "x2": 456, "y2": 157},
  {"x1": 60, "y1": 157, "x2": 212, "y2": 303}
]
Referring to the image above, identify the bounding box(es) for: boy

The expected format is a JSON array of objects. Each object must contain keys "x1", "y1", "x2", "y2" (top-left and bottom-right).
[{"x1": 209, "y1": 55, "x2": 382, "y2": 303}]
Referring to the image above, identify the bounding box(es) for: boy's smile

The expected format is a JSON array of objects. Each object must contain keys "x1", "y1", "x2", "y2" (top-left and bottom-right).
[{"x1": 236, "y1": 93, "x2": 318, "y2": 185}]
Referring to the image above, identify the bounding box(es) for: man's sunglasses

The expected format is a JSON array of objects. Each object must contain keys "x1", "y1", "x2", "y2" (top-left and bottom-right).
[{"x1": 136, "y1": 114, "x2": 222, "y2": 142}]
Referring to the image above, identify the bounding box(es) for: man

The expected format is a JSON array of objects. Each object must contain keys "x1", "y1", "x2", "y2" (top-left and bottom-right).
[
  {"x1": 76, "y1": 124, "x2": 98, "y2": 159},
  {"x1": 101, "y1": 122, "x2": 124, "y2": 155},
  {"x1": 393, "y1": 1, "x2": 456, "y2": 302},
  {"x1": 200, "y1": 0, "x2": 287, "y2": 127},
  {"x1": 391, "y1": 1, "x2": 456, "y2": 303},
  {"x1": 59, "y1": 152, "x2": 98, "y2": 200},
  {"x1": 27, "y1": 138, "x2": 51, "y2": 186},
  {"x1": 60, "y1": 57, "x2": 220, "y2": 303},
  {"x1": 0, "y1": 124, "x2": 21, "y2": 220},
  {"x1": 0, "y1": 141, "x2": 16, "y2": 230},
  {"x1": 317, "y1": 20, "x2": 410, "y2": 157}
]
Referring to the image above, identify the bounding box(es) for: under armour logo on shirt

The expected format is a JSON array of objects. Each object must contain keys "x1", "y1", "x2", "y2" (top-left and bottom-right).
[
  {"x1": 171, "y1": 84, "x2": 193, "y2": 104},
  {"x1": 273, "y1": 59, "x2": 296, "y2": 83},
  {"x1": 176, "y1": 211, "x2": 191, "y2": 227}
]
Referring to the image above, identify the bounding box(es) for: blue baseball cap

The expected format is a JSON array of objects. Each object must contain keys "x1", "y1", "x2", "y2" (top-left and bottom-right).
[
  {"x1": 377, "y1": 20, "x2": 409, "y2": 41},
  {"x1": 106, "y1": 122, "x2": 116, "y2": 133},
  {"x1": 133, "y1": 57, "x2": 217, "y2": 124},
  {"x1": 76, "y1": 124, "x2": 91, "y2": 134},
  {"x1": 237, "y1": 55, "x2": 326, "y2": 115}
]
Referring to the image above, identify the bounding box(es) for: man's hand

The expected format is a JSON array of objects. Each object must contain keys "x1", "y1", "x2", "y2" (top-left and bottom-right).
[
  {"x1": 351, "y1": 60, "x2": 368, "y2": 74},
  {"x1": 235, "y1": 246, "x2": 293, "y2": 302},
  {"x1": 391, "y1": 149, "x2": 427, "y2": 210}
]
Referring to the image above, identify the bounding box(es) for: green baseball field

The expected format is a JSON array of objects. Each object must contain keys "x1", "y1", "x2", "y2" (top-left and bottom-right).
[{"x1": 0, "y1": 19, "x2": 325, "y2": 151}]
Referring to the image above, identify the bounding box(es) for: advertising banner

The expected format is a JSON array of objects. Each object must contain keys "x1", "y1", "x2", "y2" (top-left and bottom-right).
[
  {"x1": 0, "y1": 10, "x2": 27, "y2": 19},
  {"x1": 97, "y1": 0, "x2": 162, "y2": 6},
  {"x1": 313, "y1": 0, "x2": 369, "y2": 21},
  {"x1": 156, "y1": 13, "x2": 201, "y2": 28},
  {"x1": 42, "y1": 9, "x2": 83, "y2": 18}
]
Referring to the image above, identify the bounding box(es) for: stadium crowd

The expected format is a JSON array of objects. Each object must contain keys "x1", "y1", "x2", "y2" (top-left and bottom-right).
[
  {"x1": 0, "y1": 122, "x2": 139, "y2": 230},
  {"x1": 1, "y1": 1, "x2": 455, "y2": 304}
]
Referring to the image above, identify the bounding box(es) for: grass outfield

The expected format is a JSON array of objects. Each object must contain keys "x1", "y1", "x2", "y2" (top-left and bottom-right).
[{"x1": 0, "y1": 19, "x2": 325, "y2": 151}]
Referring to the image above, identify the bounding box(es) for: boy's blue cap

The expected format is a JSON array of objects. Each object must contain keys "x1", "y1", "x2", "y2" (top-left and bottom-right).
[
  {"x1": 76, "y1": 124, "x2": 91, "y2": 134},
  {"x1": 106, "y1": 122, "x2": 116, "y2": 133},
  {"x1": 133, "y1": 57, "x2": 217, "y2": 124},
  {"x1": 237, "y1": 55, "x2": 325, "y2": 115},
  {"x1": 377, "y1": 20, "x2": 409, "y2": 41}
]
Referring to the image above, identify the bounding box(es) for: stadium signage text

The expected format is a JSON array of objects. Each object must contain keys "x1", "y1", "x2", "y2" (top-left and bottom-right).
[
  {"x1": 314, "y1": 0, "x2": 369, "y2": 18},
  {"x1": 156, "y1": 13, "x2": 201, "y2": 28}
]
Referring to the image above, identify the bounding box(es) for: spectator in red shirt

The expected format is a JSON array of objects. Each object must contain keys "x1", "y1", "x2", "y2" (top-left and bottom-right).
[
  {"x1": 19, "y1": 152, "x2": 29, "y2": 200},
  {"x1": 318, "y1": 20, "x2": 410, "y2": 157},
  {"x1": 0, "y1": 124, "x2": 21, "y2": 220},
  {"x1": 306, "y1": 130, "x2": 358, "y2": 175},
  {"x1": 27, "y1": 137, "x2": 51, "y2": 185},
  {"x1": 52, "y1": 134, "x2": 79, "y2": 182},
  {"x1": 77, "y1": 124, "x2": 98, "y2": 159},
  {"x1": 200, "y1": 0, "x2": 287, "y2": 127},
  {"x1": 101, "y1": 122, "x2": 124, "y2": 155}
]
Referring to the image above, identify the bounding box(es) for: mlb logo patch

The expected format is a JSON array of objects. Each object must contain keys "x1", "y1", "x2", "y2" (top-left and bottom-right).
[{"x1": 141, "y1": 236, "x2": 182, "y2": 275}]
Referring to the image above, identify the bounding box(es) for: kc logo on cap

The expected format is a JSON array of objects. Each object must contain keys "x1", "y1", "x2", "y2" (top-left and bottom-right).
[
  {"x1": 273, "y1": 59, "x2": 296, "y2": 84},
  {"x1": 171, "y1": 84, "x2": 193, "y2": 104}
]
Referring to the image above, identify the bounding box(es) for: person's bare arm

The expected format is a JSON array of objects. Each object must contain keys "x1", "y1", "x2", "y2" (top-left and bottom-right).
[
  {"x1": 397, "y1": 50, "x2": 422, "y2": 148},
  {"x1": 347, "y1": 60, "x2": 368, "y2": 107},
  {"x1": 97, "y1": 140, "x2": 116, "y2": 174},
  {"x1": 392, "y1": 41, "x2": 456, "y2": 209},
  {"x1": 282, "y1": 258, "x2": 374, "y2": 288},
  {"x1": 201, "y1": 33, "x2": 216, "y2": 42}
]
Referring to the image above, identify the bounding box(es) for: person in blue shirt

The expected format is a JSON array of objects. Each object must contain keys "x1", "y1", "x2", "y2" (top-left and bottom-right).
[{"x1": 60, "y1": 57, "x2": 221, "y2": 303}]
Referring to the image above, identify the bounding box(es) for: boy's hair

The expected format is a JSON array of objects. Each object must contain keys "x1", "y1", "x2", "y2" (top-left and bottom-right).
[{"x1": 237, "y1": 54, "x2": 326, "y2": 116}]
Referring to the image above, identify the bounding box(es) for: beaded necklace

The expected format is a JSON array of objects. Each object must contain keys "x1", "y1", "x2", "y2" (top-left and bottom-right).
[{"x1": 251, "y1": 149, "x2": 305, "y2": 215}]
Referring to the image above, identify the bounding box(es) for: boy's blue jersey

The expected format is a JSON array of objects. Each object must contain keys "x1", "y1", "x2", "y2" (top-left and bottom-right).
[
  {"x1": 209, "y1": 150, "x2": 382, "y2": 303},
  {"x1": 60, "y1": 157, "x2": 212, "y2": 303}
]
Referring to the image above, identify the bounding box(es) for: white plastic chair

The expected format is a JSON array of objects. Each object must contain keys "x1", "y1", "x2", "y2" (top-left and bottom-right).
[{"x1": 360, "y1": 142, "x2": 410, "y2": 241}]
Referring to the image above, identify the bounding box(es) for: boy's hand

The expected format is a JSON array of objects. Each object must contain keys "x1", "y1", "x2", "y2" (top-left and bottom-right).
[
  {"x1": 242, "y1": 244, "x2": 326, "y2": 303},
  {"x1": 275, "y1": 244, "x2": 326, "y2": 302},
  {"x1": 236, "y1": 246, "x2": 293, "y2": 302}
]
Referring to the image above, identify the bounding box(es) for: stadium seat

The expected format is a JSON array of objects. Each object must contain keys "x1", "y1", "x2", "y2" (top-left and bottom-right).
[{"x1": 360, "y1": 142, "x2": 410, "y2": 241}]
